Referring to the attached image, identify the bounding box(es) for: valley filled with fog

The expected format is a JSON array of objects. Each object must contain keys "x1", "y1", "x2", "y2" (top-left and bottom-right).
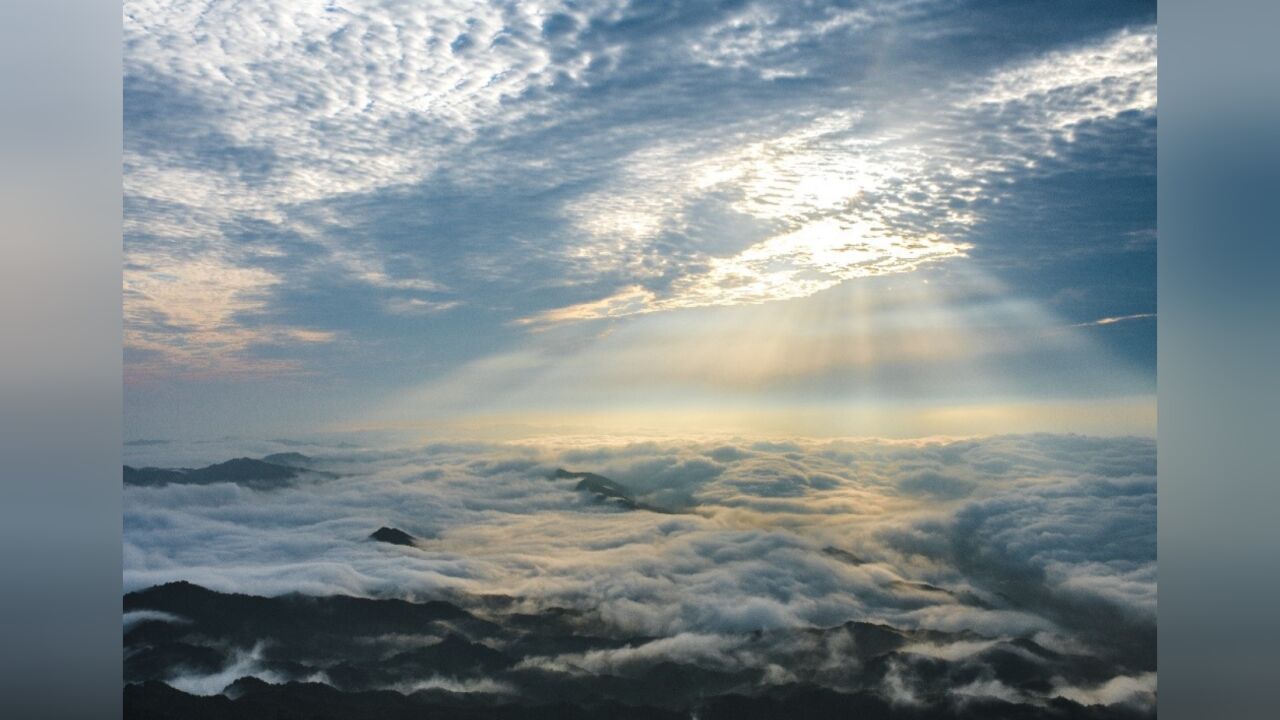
[{"x1": 124, "y1": 433, "x2": 1155, "y2": 718}]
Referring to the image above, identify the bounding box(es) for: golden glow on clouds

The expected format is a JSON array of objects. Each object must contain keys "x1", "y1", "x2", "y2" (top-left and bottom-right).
[
  {"x1": 538, "y1": 27, "x2": 1155, "y2": 325},
  {"x1": 372, "y1": 264, "x2": 1153, "y2": 437},
  {"x1": 123, "y1": 0, "x2": 1155, "y2": 382},
  {"x1": 124, "y1": 252, "x2": 335, "y2": 379},
  {"x1": 530, "y1": 219, "x2": 966, "y2": 324},
  {"x1": 522, "y1": 274, "x2": 1048, "y2": 390},
  {"x1": 352, "y1": 397, "x2": 1156, "y2": 441}
]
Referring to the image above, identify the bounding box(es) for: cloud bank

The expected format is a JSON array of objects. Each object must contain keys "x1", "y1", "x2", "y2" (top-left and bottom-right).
[{"x1": 125, "y1": 433, "x2": 1155, "y2": 680}]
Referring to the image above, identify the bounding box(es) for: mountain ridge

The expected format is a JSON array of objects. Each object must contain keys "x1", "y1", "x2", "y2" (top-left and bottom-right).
[
  {"x1": 124, "y1": 456, "x2": 334, "y2": 489},
  {"x1": 552, "y1": 468, "x2": 678, "y2": 514}
]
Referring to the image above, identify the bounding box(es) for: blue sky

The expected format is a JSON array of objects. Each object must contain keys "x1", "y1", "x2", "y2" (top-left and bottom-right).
[{"x1": 123, "y1": 0, "x2": 1156, "y2": 440}]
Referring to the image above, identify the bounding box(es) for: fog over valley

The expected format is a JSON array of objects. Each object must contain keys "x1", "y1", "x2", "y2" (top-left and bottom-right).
[{"x1": 124, "y1": 433, "x2": 1155, "y2": 718}]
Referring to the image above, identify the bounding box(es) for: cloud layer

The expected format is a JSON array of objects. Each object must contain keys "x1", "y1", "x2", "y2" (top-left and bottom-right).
[
  {"x1": 124, "y1": 0, "x2": 1156, "y2": 385},
  {"x1": 125, "y1": 433, "x2": 1155, "y2": 679}
]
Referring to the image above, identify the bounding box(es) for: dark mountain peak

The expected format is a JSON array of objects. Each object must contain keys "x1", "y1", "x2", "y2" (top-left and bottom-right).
[
  {"x1": 575, "y1": 476, "x2": 630, "y2": 498},
  {"x1": 123, "y1": 583, "x2": 1153, "y2": 720},
  {"x1": 1009, "y1": 637, "x2": 1063, "y2": 660},
  {"x1": 153, "y1": 579, "x2": 202, "y2": 590},
  {"x1": 393, "y1": 633, "x2": 516, "y2": 673},
  {"x1": 124, "y1": 583, "x2": 483, "y2": 654},
  {"x1": 553, "y1": 468, "x2": 680, "y2": 515},
  {"x1": 200, "y1": 457, "x2": 297, "y2": 480},
  {"x1": 123, "y1": 465, "x2": 188, "y2": 486},
  {"x1": 888, "y1": 579, "x2": 954, "y2": 596},
  {"x1": 554, "y1": 468, "x2": 633, "y2": 501},
  {"x1": 128, "y1": 580, "x2": 219, "y2": 602},
  {"x1": 123, "y1": 456, "x2": 325, "y2": 489},
  {"x1": 554, "y1": 468, "x2": 630, "y2": 495},
  {"x1": 433, "y1": 631, "x2": 476, "y2": 649},
  {"x1": 262, "y1": 452, "x2": 314, "y2": 468},
  {"x1": 835, "y1": 621, "x2": 913, "y2": 658},
  {"x1": 844, "y1": 620, "x2": 907, "y2": 635},
  {"x1": 124, "y1": 581, "x2": 232, "y2": 616},
  {"x1": 370, "y1": 527, "x2": 417, "y2": 547},
  {"x1": 821, "y1": 546, "x2": 867, "y2": 565},
  {"x1": 224, "y1": 675, "x2": 273, "y2": 699}
]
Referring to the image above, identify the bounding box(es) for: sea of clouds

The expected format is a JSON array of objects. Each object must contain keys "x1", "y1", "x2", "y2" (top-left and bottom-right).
[{"x1": 124, "y1": 434, "x2": 1154, "y2": 669}]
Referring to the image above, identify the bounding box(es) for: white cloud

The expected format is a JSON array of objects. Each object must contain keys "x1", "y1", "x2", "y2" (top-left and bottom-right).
[
  {"x1": 1072, "y1": 313, "x2": 1156, "y2": 328},
  {"x1": 124, "y1": 0, "x2": 576, "y2": 219},
  {"x1": 1054, "y1": 672, "x2": 1157, "y2": 709},
  {"x1": 123, "y1": 1, "x2": 1156, "y2": 377},
  {"x1": 530, "y1": 26, "x2": 1155, "y2": 323},
  {"x1": 518, "y1": 632, "x2": 746, "y2": 675},
  {"x1": 164, "y1": 642, "x2": 283, "y2": 696},
  {"x1": 123, "y1": 0, "x2": 597, "y2": 373},
  {"x1": 123, "y1": 609, "x2": 189, "y2": 631},
  {"x1": 394, "y1": 675, "x2": 515, "y2": 695},
  {"x1": 125, "y1": 250, "x2": 336, "y2": 379},
  {"x1": 124, "y1": 434, "x2": 1155, "y2": 655}
]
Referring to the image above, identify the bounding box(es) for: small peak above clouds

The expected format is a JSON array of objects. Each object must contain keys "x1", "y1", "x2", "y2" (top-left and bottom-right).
[
  {"x1": 553, "y1": 468, "x2": 680, "y2": 514},
  {"x1": 821, "y1": 546, "x2": 868, "y2": 566},
  {"x1": 125, "y1": 434, "x2": 1154, "y2": 718},
  {"x1": 369, "y1": 527, "x2": 418, "y2": 547},
  {"x1": 261, "y1": 452, "x2": 314, "y2": 468}
]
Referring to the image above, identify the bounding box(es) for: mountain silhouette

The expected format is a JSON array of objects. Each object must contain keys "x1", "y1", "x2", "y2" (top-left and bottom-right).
[
  {"x1": 123, "y1": 582, "x2": 1151, "y2": 720},
  {"x1": 124, "y1": 456, "x2": 333, "y2": 489},
  {"x1": 552, "y1": 469, "x2": 676, "y2": 514},
  {"x1": 369, "y1": 527, "x2": 417, "y2": 547},
  {"x1": 261, "y1": 452, "x2": 315, "y2": 468}
]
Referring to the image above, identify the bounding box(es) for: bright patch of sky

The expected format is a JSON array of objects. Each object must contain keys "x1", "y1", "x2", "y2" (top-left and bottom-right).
[{"x1": 123, "y1": 0, "x2": 1156, "y2": 439}]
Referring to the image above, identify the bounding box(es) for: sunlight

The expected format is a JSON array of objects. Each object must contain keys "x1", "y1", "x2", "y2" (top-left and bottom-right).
[{"x1": 367, "y1": 258, "x2": 1152, "y2": 438}]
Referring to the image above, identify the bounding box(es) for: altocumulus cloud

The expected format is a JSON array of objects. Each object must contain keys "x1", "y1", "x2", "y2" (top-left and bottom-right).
[{"x1": 124, "y1": 0, "x2": 1156, "y2": 380}]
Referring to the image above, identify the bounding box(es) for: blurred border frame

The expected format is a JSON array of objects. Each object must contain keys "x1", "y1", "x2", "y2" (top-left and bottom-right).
[
  {"x1": 1158, "y1": 1, "x2": 1280, "y2": 718},
  {"x1": 2, "y1": 0, "x2": 1280, "y2": 717}
]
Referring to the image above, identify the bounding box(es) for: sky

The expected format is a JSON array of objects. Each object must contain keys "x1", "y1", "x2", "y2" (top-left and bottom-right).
[{"x1": 122, "y1": 0, "x2": 1157, "y2": 442}]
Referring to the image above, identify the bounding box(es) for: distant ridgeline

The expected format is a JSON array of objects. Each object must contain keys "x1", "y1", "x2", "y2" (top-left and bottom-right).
[
  {"x1": 123, "y1": 454, "x2": 334, "y2": 490},
  {"x1": 369, "y1": 526, "x2": 418, "y2": 547},
  {"x1": 121, "y1": 457, "x2": 673, "y2": 517}
]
